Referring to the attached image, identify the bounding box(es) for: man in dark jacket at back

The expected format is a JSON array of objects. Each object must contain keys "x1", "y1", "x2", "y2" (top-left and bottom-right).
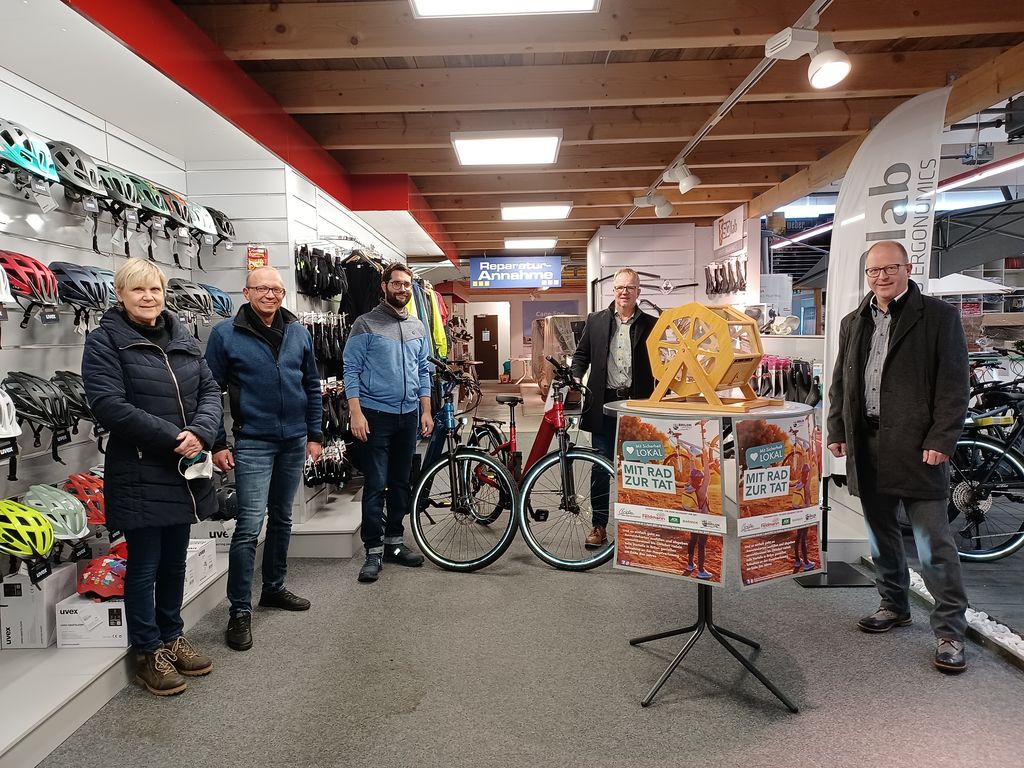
[
  {"x1": 827, "y1": 241, "x2": 969, "y2": 673},
  {"x1": 206, "y1": 267, "x2": 323, "y2": 652},
  {"x1": 571, "y1": 268, "x2": 658, "y2": 549}
]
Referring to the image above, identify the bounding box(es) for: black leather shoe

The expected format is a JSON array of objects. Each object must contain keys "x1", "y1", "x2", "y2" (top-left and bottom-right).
[
  {"x1": 258, "y1": 588, "x2": 311, "y2": 611},
  {"x1": 358, "y1": 553, "x2": 383, "y2": 583},
  {"x1": 225, "y1": 613, "x2": 252, "y2": 651},
  {"x1": 383, "y1": 543, "x2": 424, "y2": 567},
  {"x1": 934, "y1": 638, "x2": 967, "y2": 674},
  {"x1": 857, "y1": 607, "x2": 912, "y2": 633}
]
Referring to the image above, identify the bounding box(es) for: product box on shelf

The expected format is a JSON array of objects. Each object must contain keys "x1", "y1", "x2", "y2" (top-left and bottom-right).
[
  {"x1": 1, "y1": 563, "x2": 78, "y2": 649},
  {"x1": 190, "y1": 519, "x2": 236, "y2": 554},
  {"x1": 55, "y1": 595, "x2": 127, "y2": 649},
  {"x1": 183, "y1": 539, "x2": 217, "y2": 601}
]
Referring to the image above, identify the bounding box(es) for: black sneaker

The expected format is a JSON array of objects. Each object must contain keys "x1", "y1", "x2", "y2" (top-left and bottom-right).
[
  {"x1": 225, "y1": 613, "x2": 252, "y2": 652},
  {"x1": 358, "y1": 553, "x2": 383, "y2": 583},
  {"x1": 383, "y1": 543, "x2": 424, "y2": 567},
  {"x1": 259, "y1": 588, "x2": 311, "y2": 611}
]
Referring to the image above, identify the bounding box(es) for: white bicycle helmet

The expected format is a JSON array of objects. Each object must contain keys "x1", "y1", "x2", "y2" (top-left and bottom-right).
[
  {"x1": 22, "y1": 484, "x2": 89, "y2": 541},
  {"x1": 0, "y1": 389, "x2": 20, "y2": 439},
  {"x1": 0, "y1": 263, "x2": 13, "y2": 304}
]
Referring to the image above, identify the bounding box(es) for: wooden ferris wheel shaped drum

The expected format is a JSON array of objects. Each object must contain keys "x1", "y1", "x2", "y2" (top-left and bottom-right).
[{"x1": 634, "y1": 302, "x2": 782, "y2": 413}]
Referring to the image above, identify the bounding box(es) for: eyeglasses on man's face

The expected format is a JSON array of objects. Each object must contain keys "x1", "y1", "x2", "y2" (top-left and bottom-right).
[
  {"x1": 613, "y1": 285, "x2": 639, "y2": 294},
  {"x1": 248, "y1": 285, "x2": 285, "y2": 296},
  {"x1": 864, "y1": 263, "x2": 908, "y2": 278},
  {"x1": 387, "y1": 280, "x2": 413, "y2": 291}
]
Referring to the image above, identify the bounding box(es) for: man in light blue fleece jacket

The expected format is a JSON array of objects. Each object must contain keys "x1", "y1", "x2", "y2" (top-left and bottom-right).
[{"x1": 343, "y1": 263, "x2": 433, "y2": 583}]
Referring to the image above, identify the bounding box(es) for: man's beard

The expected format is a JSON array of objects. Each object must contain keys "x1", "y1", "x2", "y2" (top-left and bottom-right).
[{"x1": 385, "y1": 291, "x2": 407, "y2": 309}]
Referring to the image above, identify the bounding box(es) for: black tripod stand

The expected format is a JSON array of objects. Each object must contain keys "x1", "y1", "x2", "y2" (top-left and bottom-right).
[{"x1": 630, "y1": 584, "x2": 799, "y2": 712}]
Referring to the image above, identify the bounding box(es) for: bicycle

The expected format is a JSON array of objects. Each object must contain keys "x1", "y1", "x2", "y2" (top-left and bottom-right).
[
  {"x1": 409, "y1": 358, "x2": 520, "y2": 572},
  {"x1": 464, "y1": 355, "x2": 616, "y2": 571}
]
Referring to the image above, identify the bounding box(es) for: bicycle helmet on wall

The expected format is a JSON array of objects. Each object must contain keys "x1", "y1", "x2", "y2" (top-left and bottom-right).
[
  {"x1": 49, "y1": 261, "x2": 109, "y2": 325},
  {"x1": 0, "y1": 263, "x2": 14, "y2": 304},
  {"x1": 156, "y1": 186, "x2": 191, "y2": 229},
  {"x1": 46, "y1": 141, "x2": 107, "y2": 199},
  {"x1": 23, "y1": 484, "x2": 89, "y2": 541},
  {"x1": 1, "y1": 372, "x2": 72, "y2": 455},
  {"x1": 187, "y1": 202, "x2": 218, "y2": 236},
  {"x1": 78, "y1": 556, "x2": 126, "y2": 600},
  {"x1": 200, "y1": 283, "x2": 234, "y2": 318},
  {"x1": 206, "y1": 206, "x2": 236, "y2": 242},
  {"x1": 0, "y1": 499, "x2": 54, "y2": 559},
  {"x1": 51, "y1": 371, "x2": 93, "y2": 429},
  {"x1": 91, "y1": 266, "x2": 118, "y2": 307},
  {"x1": 0, "y1": 389, "x2": 20, "y2": 440},
  {"x1": 166, "y1": 278, "x2": 212, "y2": 316},
  {"x1": 96, "y1": 162, "x2": 141, "y2": 208},
  {"x1": 0, "y1": 117, "x2": 59, "y2": 183},
  {"x1": 126, "y1": 173, "x2": 171, "y2": 219},
  {"x1": 0, "y1": 251, "x2": 59, "y2": 307},
  {"x1": 64, "y1": 472, "x2": 105, "y2": 526}
]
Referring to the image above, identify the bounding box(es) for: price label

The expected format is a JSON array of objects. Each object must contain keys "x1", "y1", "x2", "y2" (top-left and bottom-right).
[
  {"x1": 30, "y1": 176, "x2": 49, "y2": 194},
  {"x1": 178, "y1": 226, "x2": 190, "y2": 239},
  {"x1": 125, "y1": 208, "x2": 139, "y2": 225},
  {"x1": 71, "y1": 540, "x2": 92, "y2": 562},
  {"x1": 93, "y1": 424, "x2": 109, "y2": 437},
  {"x1": 150, "y1": 216, "x2": 165, "y2": 232},
  {"x1": 0, "y1": 305, "x2": 8, "y2": 322},
  {"x1": 203, "y1": 233, "x2": 215, "y2": 245},
  {"x1": 81, "y1": 195, "x2": 99, "y2": 213},
  {"x1": 54, "y1": 429, "x2": 72, "y2": 447},
  {"x1": 27, "y1": 559, "x2": 52, "y2": 586},
  {"x1": 32, "y1": 189, "x2": 59, "y2": 213},
  {"x1": 0, "y1": 440, "x2": 15, "y2": 458},
  {"x1": 225, "y1": 241, "x2": 234, "y2": 251},
  {"x1": 201, "y1": 315, "x2": 211, "y2": 327},
  {"x1": 40, "y1": 307, "x2": 60, "y2": 324}
]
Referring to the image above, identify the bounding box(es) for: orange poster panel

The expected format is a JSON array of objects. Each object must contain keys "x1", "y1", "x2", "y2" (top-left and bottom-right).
[
  {"x1": 615, "y1": 521, "x2": 724, "y2": 586},
  {"x1": 736, "y1": 413, "x2": 819, "y2": 519},
  {"x1": 739, "y1": 525, "x2": 822, "y2": 589}
]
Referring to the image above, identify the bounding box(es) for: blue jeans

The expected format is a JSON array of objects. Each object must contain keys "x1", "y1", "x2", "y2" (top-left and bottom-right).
[
  {"x1": 360, "y1": 408, "x2": 418, "y2": 554},
  {"x1": 228, "y1": 436, "x2": 306, "y2": 615},
  {"x1": 123, "y1": 524, "x2": 191, "y2": 652},
  {"x1": 589, "y1": 415, "x2": 617, "y2": 529}
]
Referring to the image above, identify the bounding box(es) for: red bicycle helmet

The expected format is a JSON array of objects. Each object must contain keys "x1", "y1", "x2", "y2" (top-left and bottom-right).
[
  {"x1": 77, "y1": 556, "x2": 126, "y2": 600},
  {"x1": 0, "y1": 250, "x2": 59, "y2": 308},
  {"x1": 107, "y1": 540, "x2": 127, "y2": 560},
  {"x1": 64, "y1": 472, "x2": 105, "y2": 526}
]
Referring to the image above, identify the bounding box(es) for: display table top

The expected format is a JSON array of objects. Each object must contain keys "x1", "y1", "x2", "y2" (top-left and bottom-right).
[{"x1": 604, "y1": 399, "x2": 812, "y2": 421}]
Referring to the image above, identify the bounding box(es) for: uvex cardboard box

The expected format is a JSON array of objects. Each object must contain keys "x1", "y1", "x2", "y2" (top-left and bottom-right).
[
  {"x1": 55, "y1": 594, "x2": 128, "y2": 649},
  {"x1": 189, "y1": 519, "x2": 236, "y2": 554},
  {"x1": 183, "y1": 539, "x2": 217, "y2": 601},
  {"x1": 1, "y1": 563, "x2": 78, "y2": 649}
]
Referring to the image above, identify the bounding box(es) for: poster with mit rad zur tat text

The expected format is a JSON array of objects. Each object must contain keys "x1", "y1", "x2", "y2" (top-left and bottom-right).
[
  {"x1": 736, "y1": 413, "x2": 822, "y2": 589},
  {"x1": 613, "y1": 414, "x2": 725, "y2": 586}
]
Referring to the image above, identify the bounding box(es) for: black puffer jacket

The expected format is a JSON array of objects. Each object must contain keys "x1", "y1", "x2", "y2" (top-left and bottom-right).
[{"x1": 82, "y1": 309, "x2": 222, "y2": 529}]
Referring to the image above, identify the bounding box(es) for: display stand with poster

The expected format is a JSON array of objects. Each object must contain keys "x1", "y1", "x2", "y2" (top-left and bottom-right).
[{"x1": 607, "y1": 400, "x2": 817, "y2": 713}]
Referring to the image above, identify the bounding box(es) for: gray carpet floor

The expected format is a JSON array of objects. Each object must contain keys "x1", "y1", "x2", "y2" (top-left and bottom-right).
[{"x1": 38, "y1": 539, "x2": 1023, "y2": 768}]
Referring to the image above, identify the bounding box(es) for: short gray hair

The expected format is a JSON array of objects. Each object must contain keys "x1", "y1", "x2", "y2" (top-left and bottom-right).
[{"x1": 613, "y1": 268, "x2": 639, "y2": 285}]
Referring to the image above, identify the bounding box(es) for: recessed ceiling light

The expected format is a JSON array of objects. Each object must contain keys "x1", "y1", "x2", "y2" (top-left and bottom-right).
[
  {"x1": 505, "y1": 238, "x2": 558, "y2": 250},
  {"x1": 452, "y1": 130, "x2": 562, "y2": 166},
  {"x1": 501, "y1": 202, "x2": 573, "y2": 221},
  {"x1": 411, "y1": 1, "x2": 599, "y2": 18}
]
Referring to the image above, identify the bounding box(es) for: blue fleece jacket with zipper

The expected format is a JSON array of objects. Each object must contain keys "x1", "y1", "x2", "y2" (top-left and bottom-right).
[
  {"x1": 205, "y1": 305, "x2": 323, "y2": 449},
  {"x1": 343, "y1": 302, "x2": 432, "y2": 414}
]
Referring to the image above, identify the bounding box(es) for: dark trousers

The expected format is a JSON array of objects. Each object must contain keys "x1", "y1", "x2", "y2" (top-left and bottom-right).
[
  {"x1": 859, "y1": 430, "x2": 968, "y2": 640},
  {"x1": 360, "y1": 408, "x2": 419, "y2": 553},
  {"x1": 123, "y1": 524, "x2": 191, "y2": 652},
  {"x1": 588, "y1": 413, "x2": 617, "y2": 529}
]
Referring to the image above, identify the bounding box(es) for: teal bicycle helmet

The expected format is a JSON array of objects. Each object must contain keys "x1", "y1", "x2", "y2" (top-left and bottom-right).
[
  {"x1": 91, "y1": 267, "x2": 118, "y2": 307},
  {"x1": 0, "y1": 117, "x2": 58, "y2": 183},
  {"x1": 96, "y1": 163, "x2": 140, "y2": 208},
  {"x1": 23, "y1": 484, "x2": 89, "y2": 541},
  {"x1": 126, "y1": 173, "x2": 171, "y2": 219}
]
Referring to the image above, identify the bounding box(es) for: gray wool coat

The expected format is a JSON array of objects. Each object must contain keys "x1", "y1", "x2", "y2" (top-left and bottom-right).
[{"x1": 826, "y1": 279, "x2": 969, "y2": 499}]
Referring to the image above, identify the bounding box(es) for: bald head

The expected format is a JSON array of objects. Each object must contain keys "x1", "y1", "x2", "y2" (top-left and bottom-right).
[
  {"x1": 864, "y1": 240, "x2": 911, "y2": 311},
  {"x1": 246, "y1": 266, "x2": 283, "y2": 289}
]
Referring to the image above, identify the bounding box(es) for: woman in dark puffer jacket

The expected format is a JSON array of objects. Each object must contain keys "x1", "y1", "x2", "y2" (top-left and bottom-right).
[{"x1": 83, "y1": 259, "x2": 222, "y2": 696}]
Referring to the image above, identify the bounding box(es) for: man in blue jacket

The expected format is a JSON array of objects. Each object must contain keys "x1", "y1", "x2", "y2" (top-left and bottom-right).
[
  {"x1": 206, "y1": 267, "x2": 323, "y2": 651},
  {"x1": 344, "y1": 263, "x2": 433, "y2": 583}
]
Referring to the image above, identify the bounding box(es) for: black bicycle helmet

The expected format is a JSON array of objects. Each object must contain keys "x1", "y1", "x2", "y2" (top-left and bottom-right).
[
  {"x1": 95, "y1": 162, "x2": 140, "y2": 208},
  {"x1": 50, "y1": 371, "x2": 92, "y2": 426},
  {"x1": 212, "y1": 482, "x2": 238, "y2": 521},
  {"x1": 199, "y1": 283, "x2": 234, "y2": 318},
  {"x1": 2, "y1": 372, "x2": 72, "y2": 462},
  {"x1": 49, "y1": 261, "x2": 108, "y2": 325},
  {"x1": 166, "y1": 278, "x2": 212, "y2": 316},
  {"x1": 206, "y1": 207, "x2": 236, "y2": 241},
  {"x1": 46, "y1": 141, "x2": 108, "y2": 199}
]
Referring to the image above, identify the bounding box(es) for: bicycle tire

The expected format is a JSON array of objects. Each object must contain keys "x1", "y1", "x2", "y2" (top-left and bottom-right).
[
  {"x1": 410, "y1": 449, "x2": 519, "y2": 572},
  {"x1": 517, "y1": 448, "x2": 615, "y2": 571},
  {"x1": 467, "y1": 423, "x2": 509, "y2": 464},
  {"x1": 948, "y1": 435, "x2": 1024, "y2": 562}
]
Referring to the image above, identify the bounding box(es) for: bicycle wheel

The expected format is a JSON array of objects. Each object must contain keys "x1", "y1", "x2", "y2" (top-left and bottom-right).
[
  {"x1": 410, "y1": 449, "x2": 519, "y2": 572},
  {"x1": 467, "y1": 423, "x2": 508, "y2": 462},
  {"x1": 518, "y1": 448, "x2": 615, "y2": 571},
  {"x1": 948, "y1": 436, "x2": 1024, "y2": 562}
]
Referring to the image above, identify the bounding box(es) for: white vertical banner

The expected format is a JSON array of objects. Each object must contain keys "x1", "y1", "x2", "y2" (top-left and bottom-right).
[{"x1": 822, "y1": 86, "x2": 951, "y2": 477}]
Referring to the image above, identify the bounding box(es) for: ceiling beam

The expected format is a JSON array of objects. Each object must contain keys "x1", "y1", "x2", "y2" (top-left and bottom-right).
[
  {"x1": 333, "y1": 136, "x2": 846, "y2": 175},
  {"x1": 251, "y1": 48, "x2": 1006, "y2": 114},
  {"x1": 416, "y1": 167, "x2": 801, "y2": 196},
  {"x1": 182, "y1": 0, "x2": 1024, "y2": 60},
  {"x1": 300, "y1": 98, "x2": 907, "y2": 150},
  {"x1": 425, "y1": 188, "x2": 769, "y2": 210},
  {"x1": 749, "y1": 41, "x2": 1024, "y2": 217},
  {"x1": 435, "y1": 203, "x2": 734, "y2": 224}
]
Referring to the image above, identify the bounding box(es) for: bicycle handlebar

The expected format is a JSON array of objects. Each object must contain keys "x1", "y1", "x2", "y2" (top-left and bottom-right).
[{"x1": 545, "y1": 355, "x2": 581, "y2": 390}]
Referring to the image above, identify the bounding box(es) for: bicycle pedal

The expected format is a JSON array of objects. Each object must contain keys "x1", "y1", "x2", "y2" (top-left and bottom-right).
[{"x1": 531, "y1": 509, "x2": 550, "y2": 522}]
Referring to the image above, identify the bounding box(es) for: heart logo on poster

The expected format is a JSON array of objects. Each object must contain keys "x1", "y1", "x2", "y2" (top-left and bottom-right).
[{"x1": 625, "y1": 446, "x2": 635, "y2": 455}]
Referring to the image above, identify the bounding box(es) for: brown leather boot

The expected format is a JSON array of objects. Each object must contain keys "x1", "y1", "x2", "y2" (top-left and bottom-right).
[
  {"x1": 135, "y1": 648, "x2": 187, "y2": 696},
  {"x1": 584, "y1": 526, "x2": 607, "y2": 550},
  {"x1": 165, "y1": 635, "x2": 213, "y2": 677}
]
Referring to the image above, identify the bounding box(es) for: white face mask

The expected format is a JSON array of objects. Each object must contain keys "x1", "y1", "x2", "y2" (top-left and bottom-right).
[{"x1": 178, "y1": 451, "x2": 213, "y2": 480}]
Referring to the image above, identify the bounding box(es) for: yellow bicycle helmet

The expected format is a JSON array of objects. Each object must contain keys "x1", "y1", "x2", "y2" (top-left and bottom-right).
[{"x1": 0, "y1": 499, "x2": 54, "y2": 559}]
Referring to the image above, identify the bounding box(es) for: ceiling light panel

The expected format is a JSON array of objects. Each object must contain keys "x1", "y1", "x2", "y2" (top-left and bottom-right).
[
  {"x1": 500, "y1": 202, "x2": 573, "y2": 221},
  {"x1": 452, "y1": 130, "x2": 563, "y2": 166},
  {"x1": 411, "y1": 1, "x2": 599, "y2": 18},
  {"x1": 505, "y1": 238, "x2": 558, "y2": 250}
]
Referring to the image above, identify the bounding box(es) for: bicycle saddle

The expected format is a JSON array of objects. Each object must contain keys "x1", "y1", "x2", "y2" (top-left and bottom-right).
[{"x1": 495, "y1": 395, "x2": 522, "y2": 406}]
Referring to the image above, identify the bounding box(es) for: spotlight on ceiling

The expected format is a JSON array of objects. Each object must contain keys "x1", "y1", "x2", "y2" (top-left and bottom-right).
[
  {"x1": 765, "y1": 27, "x2": 851, "y2": 90},
  {"x1": 634, "y1": 193, "x2": 673, "y2": 219},
  {"x1": 673, "y1": 163, "x2": 702, "y2": 195}
]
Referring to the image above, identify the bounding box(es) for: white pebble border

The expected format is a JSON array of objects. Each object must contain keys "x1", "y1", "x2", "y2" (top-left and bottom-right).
[{"x1": 863, "y1": 557, "x2": 1024, "y2": 664}]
